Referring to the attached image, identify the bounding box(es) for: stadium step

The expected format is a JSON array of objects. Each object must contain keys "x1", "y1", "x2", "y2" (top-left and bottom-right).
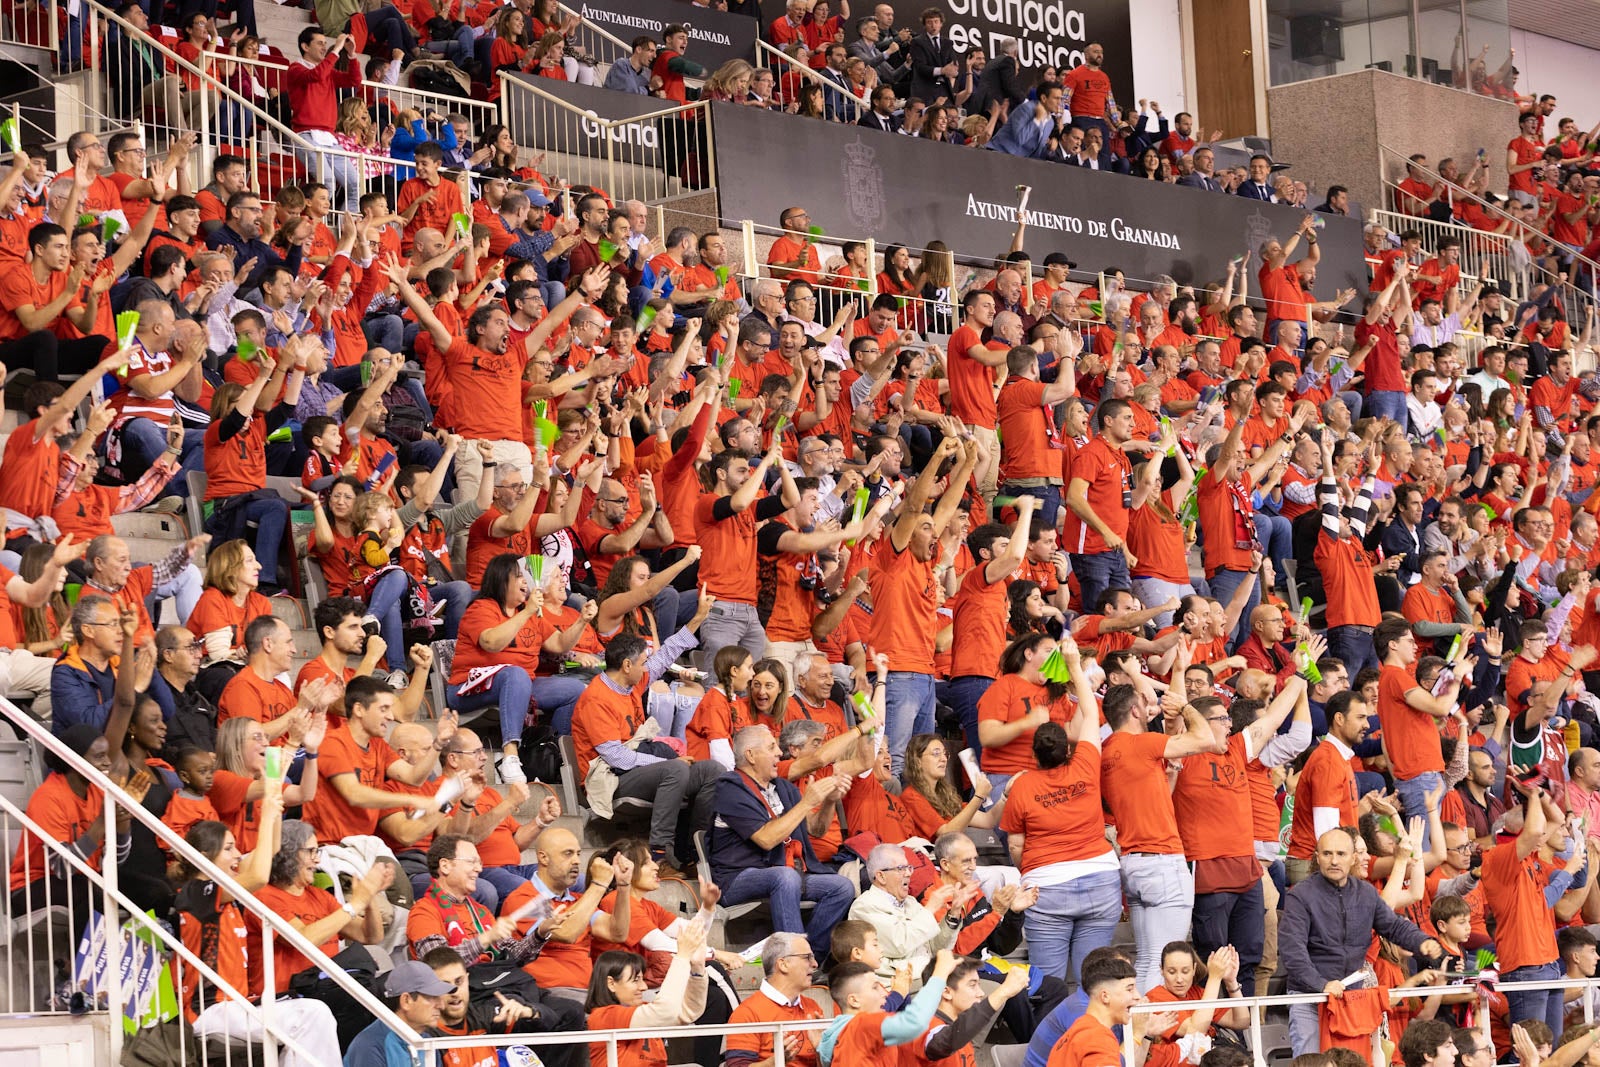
[
  {"x1": 110, "y1": 512, "x2": 189, "y2": 542},
  {"x1": 253, "y1": 0, "x2": 316, "y2": 55}
]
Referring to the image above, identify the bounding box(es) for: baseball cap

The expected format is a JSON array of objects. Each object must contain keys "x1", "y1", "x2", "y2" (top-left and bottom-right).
[
  {"x1": 1043, "y1": 252, "x2": 1077, "y2": 269},
  {"x1": 525, "y1": 190, "x2": 552, "y2": 209},
  {"x1": 385, "y1": 961, "x2": 456, "y2": 998}
]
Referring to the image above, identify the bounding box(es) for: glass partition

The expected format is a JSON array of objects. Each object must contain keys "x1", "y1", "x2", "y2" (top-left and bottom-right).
[{"x1": 1265, "y1": 0, "x2": 1510, "y2": 96}]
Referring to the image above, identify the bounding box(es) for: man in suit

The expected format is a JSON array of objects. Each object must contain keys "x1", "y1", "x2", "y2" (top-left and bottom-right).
[
  {"x1": 1178, "y1": 146, "x2": 1224, "y2": 192},
  {"x1": 908, "y1": 7, "x2": 958, "y2": 106},
  {"x1": 1237, "y1": 154, "x2": 1280, "y2": 201},
  {"x1": 966, "y1": 38, "x2": 1028, "y2": 129},
  {"x1": 817, "y1": 44, "x2": 860, "y2": 123},
  {"x1": 857, "y1": 86, "x2": 901, "y2": 133},
  {"x1": 849, "y1": 17, "x2": 910, "y2": 92},
  {"x1": 988, "y1": 81, "x2": 1064, "y2": 160}
]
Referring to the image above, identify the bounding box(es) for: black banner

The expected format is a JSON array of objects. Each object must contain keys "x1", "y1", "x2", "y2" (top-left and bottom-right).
[
  {"x1": 710, "y1": 102, "x2": 1368, "y2": 300},
  {"x1": 572, "y1": 0, "x2": 758, "y2": 70},
  {"x1": 757, "y1": 0, "x2": 1133, "y2": 111},
  {"x1": 503, "y1": 74, "x2": 683, "y2": 169}
]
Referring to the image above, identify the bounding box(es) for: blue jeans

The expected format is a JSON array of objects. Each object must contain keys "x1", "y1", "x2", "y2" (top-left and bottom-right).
[
  {"x1": 1394, "y1": 771, "x2": 1443, "y2": 851},
  {"x1": 947, "y1": 675, "x2": 994, "y2": 754},
  {"x1": 361, "y1": 5, "x2": 417, "y2": 55},
  {"x1": 424, "y1": 23, "x2": 476, "y2": 66},
  {"x1": 1503, "y1": 961, "x2": 1563, "y2": 1038},
  {"x1": 721, "y1": 865, "x2": 855, "y2": 948},
  {"x1": 1024, "y1": 870, "x2": 1123, "y2": 985},
  {"x1": 1121, "y1": 853, "x2": 1194, "y2": 993},
  {"x1": 1327, "y1": 625, "x2": 1378, "y2": 676},
  {"x1": 1070, "y1": 550, "x2": 1130, "y2": 617},
  {"x1": 1254, "y1": 514, "x2": 1292, "y2": 583},
  {"x1": 120, "y1": 417, "x2": 204, "y2": 493},
  {"x1": 529, "y1": 673, "x2": 589, "y2": 732},
  {"x1": 234, "y1": 495, "x2": 289, "y2": 592},
  {"x1": 362, "y1": 313, "x2": 406, "y2": 355},
  {"x1": 448, "y1": 666, "x2": 534, "y2": 741},
  {"x1": 1002, "y1": 483, "x2": 1062, "y2": 529},
  {"x1": 478, "y1": 863, "x2": 539, "y2": 913},
  {"x1": 1192, "y1": 879, "x2": 1266, "y2": 995},
  {"x1": 365, "y1": 570, "x2": 410, "y2": 670},
  {"x1": 1206, "y1": 567, "x2": 1260, "y2": 650},
  {"x1": 1365, "y1": 390, "x2": 1407, "y2": 424},
  {"x1": 884, "y1": 671, "x2": 936, "y2": 776},
  {"x1": 431, "y1": 580, "x2": 471, "y2": 641}
]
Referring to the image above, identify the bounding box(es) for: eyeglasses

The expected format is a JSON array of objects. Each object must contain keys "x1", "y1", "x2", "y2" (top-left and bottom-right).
[
  {"x1": 1206, "y1": 715, "x2": 1231, "y2": 724},
  {"x1": 881, "y1": 864, "x2": 912, "y2": 873},
  {"x1": 451, "y1": 747, "x2": 487, "y2": 759},
  {"x1": 600, "y1": 495, "x2": 630, "y2": 506},
  {"x1": 169, "y1": 642, "x2": 200, "y2": 653},
  {"x1": 782, "y1": 951, "x2": 817, "y2": 962},
  {"x1": 81, "y1": 619, "x2": 119, "y2": 630}
]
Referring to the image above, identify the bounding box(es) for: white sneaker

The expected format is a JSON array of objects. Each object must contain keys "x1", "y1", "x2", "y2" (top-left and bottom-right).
[{"x1": 497, "y1": 753, "x2": 527, "y2": 785}]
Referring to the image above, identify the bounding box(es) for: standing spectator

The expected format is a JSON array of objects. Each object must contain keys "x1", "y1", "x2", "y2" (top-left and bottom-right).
[
  {"x1": 1483, "y1": 784, "x2": 1574, "y2": 1037},
  {"x1": 907, "y1": 7, "x2": 957, "y2": 106},
  {"x1": 1064, "y1": 398, "x2": 1137, "y2": 615},
  {"x1": 1061, "y1": 43, "x2": 1116, "y2": 138},
  {"x1": 947, "y1": 291, "x2": 1007, "y2": 509},
  {"x1": 1279, "y1": 827, "x2": 1440, "y2": 1055},
  {"x1": 1287, "y1": 690, "x2": 1370, "y2": 883},
  {"x1": 869, "y1": 436, "x2": 978, "y2": 774},
  {"x1": 694, "y1": 445, "x2": 785, "y2": 666},
  {"x1": 1236, "y1": 155, "x2": 1279, "y2": 201},
  {"x1": 286, "y1": 29, "x2": 363, "y2": 212},
  {"x1": 604, "y1": 36, "x2": 657, "y2": 95},
  {"x1": 1374, "y1": 616, "x2": 1465, "y2": 848}
]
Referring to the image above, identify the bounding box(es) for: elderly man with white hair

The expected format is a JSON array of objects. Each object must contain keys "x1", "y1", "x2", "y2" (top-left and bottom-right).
[
  {"x1": 708, "y1": 726, "x2": 856, "y2": 948},
  {"x1": 847, "y1": 843, "x2": 961, "y2": 980}
]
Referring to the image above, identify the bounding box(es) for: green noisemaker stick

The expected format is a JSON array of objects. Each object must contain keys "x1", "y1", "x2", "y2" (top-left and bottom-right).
[{"x1": 116, "y1": 310, "x2": 139, "y2": 351}]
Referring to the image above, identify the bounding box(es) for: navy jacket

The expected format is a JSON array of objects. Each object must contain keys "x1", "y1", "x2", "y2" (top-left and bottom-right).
[
  {"x1": 707, "y1": 770, "x2": 830, "y2": 886},
  {"x1": 1279, "y1": 872, "x2": 1429, "y2": 993}
]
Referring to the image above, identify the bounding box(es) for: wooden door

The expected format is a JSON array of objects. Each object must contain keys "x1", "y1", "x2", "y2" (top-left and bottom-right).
[{"x1": 1193, "y1": 0, "x2": 1259, "y2": 138}]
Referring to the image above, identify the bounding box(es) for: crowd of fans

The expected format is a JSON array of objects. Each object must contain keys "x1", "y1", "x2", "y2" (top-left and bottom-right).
[{"x1": 11, "y1": 5, "x2": 1600, "y2": 1067}]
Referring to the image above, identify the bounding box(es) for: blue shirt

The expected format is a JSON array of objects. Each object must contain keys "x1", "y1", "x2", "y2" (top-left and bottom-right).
[
  {"x1": 344, "y1": 1018, "x2": 424, "y2": 1067},
  {"x1": 989, "y1": 103, "x2": 1055, "y2": 160},
  {"x1": 50, "y1": 656, "x2": 117, "y2": 736},
  {"x1": 1025, "y1": 990, "x2": 1124, "y2": 1067},
  {"x1": 604, "y1": 60, "x2": 651, "y2": 95}
]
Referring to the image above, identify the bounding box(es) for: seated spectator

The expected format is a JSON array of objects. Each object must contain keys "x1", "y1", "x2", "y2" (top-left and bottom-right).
[
  {"x1": 81, "y1": 532, "x2": 202, "y2": 652},
  {"x1": 406, "y1": 833, "x2": 549, "y2": 967},
  {"x1": 503, "y1": 831, "x2": 634, "y2": 1003},
  {"x1": 50, "y1": 594, "x2": 124, "y2": 734},
  {"x1": 217, "y1": 617, "x2": 334, "y2": 739},
  {"x1": 374, "y1": 722, "x2": 474, "y2": 902},
  {"x1": 725, "y1": 930, "x2": 826, "y2": 1067},
  {"x1": 819, "y1": 951, "x2": 956, "y2": 1063},
  {"x1": 710, "y1": 725, "x2": 856, "y2": 949},
  {"x1": 303, "y1": 674, "x2": 449, "y2": 850},
  {"x1": 438, "y1": 728, "x2": 559, "y2": 908},
  {"x1": 103, "y1": 306, "x2": 207, "y2": 490},
  {"x1": 50, "y1": 410, "x2": 184, "y2": 543},
  {"x1": 421, "y1": 945, "x2": 585, "y2": 1063},
  {"x1": 849, "y1": 842, "x2": 960, "y2": 979},
  {"x1": 344, "y1": 961, "x2": 454, "y2": 1067},
  {"x1": 0, "y1": 535, "x2": 83, "y2": 720},
  {"x1": 898, "y1": 734, "x2": 1009, "y2": 882},
  {"x1": 245, "y1": 818, "x2": 392, "y2": 1042},
  {"x1": 174, "y1": 794, "x2": 342, "y2": 1067},
  {"x1": 211, "y1": 717, "x2": 321, "y2": 855},
  {"x1": 591, "y1": 840, "x2": 739, "y2": 1065},
  {"x1": 570, "y1": 596, "x2": 723, "y2": 873},
  {"x1": 297, "y1": 596, "x2": 427, "y2": 724},
  {"x1": 1143, "y1": 942, "x2": 1249, "y2": 1049},
  {"x1": 584, "y1": 924, "x2": 710, "y2": 1064}
]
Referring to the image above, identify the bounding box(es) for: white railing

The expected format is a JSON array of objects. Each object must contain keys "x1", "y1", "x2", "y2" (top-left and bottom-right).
[
  {"x1": 555, "y1": 1, "x2": 636, "y2": 74},
  {"x1": 0, "y1": 694, "x2": 424, "y2": 1065},
  {"x1": 498, "y1": 71, "x2": 715, "y2": 204},
  {"x1": 754, "y1": 38, "x2": 827, "y2": 109},
  {"x1": 0, "y1": 0, "x2": 61, "y2": 63}
]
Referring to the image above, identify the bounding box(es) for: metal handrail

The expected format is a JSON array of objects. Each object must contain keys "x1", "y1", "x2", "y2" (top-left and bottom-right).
[
  {"x1": 1377, "y1": 143, "x2": 1600, "y2": 285},
  {"x1": 0, "y1": 694, "x2": 425, "y2": 1045},
  {"x1": 755, "y1": 38, "x2": 828, "y2": 91},
  {"x1": 0, "y1": 791, "x2": 334, "y2": 1067},
  {"x1": 556, "y1": 1, "x2": 632, "y2": 57}
]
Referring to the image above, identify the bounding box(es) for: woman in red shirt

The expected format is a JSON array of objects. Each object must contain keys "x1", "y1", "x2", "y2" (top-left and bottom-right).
[
  {"x1": 188, "y1": 538, "x2": 274, "y2": 687},
  {"x1": 1144, "y1": 943, "x2": 1250, "y2": 1048},
  {"x1": 212, "y1": 716, "x2": 324, "y2": 856},
  {"x1": 203, "y1": 365, "x2": 298, "y2": 598},
  {"x1": 584, "y1": 921, "x2": 710, "y2": 1067},
  {"x1": 308, "y1": 476, "x2": 365, "y2": 599}
]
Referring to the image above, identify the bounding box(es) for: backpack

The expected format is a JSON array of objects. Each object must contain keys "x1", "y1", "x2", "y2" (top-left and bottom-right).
[
  {"x1": 518, "y1": 722, "x2": 563, "y2": 787},
  {"x1": 409, "y1": 60, "x2": 470, "y2": 98}
]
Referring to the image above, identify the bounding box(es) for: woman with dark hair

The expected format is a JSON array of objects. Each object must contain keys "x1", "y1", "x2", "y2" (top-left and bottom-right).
[
  {"x1": 1144, "y1": 941, "x2": 1250, "y2": 1044},
  {"x1": 1006, "y1": 579, "x2": 1065, "y2": 639},
  {"x1": 876, "y1": 244, "x2": 921, "y2": 304},
  {"x1": 743, "y1": 658, "x2": 790, "y2": 736},
  {"x1": 448, "y1": 553, "x2": 564, "y2": 782},
  {"x1": 795, "y1": 82, "x2": 826, "y2": 120},
  {"x1": 7, "y1": 724, "x2": 136, "y2": 921},
  {"x1": 975, "y1": 633, "x2": 1073, "y2": 797},
  {"x1": 203, "y1": 354, "x2": 300, "y2": 596},
  {"x1": 244, "y1": 819, "x2": 392, "y2": 1044},
  {"x1": 1132, "y1": 146, "x2": 1163, "y2": 180},
  {"x1": 594, "y1": 552, "x2": 700, "y2": 649},
  {"x1": 174, "y1": 795, "x2": 342, "y2": 1067},
  {"x1": 584, "y1": 920, "x2": 710, "y2": 1064},
  {"x1": 995, "y1": 639, "x2": 1118, "y2": 983},
  {"x1": 592, "y1": 841, "x2": 740, "y2": 1066},
  {"x1": 685, "y1": 644, "x2": 754, "y2": 769}
]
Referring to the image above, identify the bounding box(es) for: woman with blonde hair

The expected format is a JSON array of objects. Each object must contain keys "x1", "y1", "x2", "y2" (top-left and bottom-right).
[
  {"x1": 333, "y1": 97, "x2": 395, "y2": 183},
  {"x1": 703, "y1": 59, "x2": 753, "y2": 103},
  {"x1": 186, "y1": 539, "x2": 274, "y2": 694}
]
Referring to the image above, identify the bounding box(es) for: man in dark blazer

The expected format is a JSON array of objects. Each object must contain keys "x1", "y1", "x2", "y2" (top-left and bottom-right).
[
  {"x1": 857, "y1": 86, "x2": 902, "y2": 133},
  {"x1": 908, "y1": 7, "x2": 958, "y2": 105},
  {"x1": 1236, "y1": 154, "x2": 1280, "y2": 201},
  {"x1": 1178, "y1": 146, "x2": 1224, "y2": 192},
  {"x1": 965, "y1": 40, "x2": 1028, "y2": 127}
]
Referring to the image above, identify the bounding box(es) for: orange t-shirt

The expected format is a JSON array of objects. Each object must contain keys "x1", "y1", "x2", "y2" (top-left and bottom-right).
[
  {"x1": 449, "y1": 598, "x2": 553, "y2": 681},
  {"x1": 828, "y1": 1012, "x2": 900, "y2": 1067},
  {"x1": 998, "y1": 742, "x2": 1110, "y2": 871},
  {"x1": 216, "y1": 667, "x2": 296, "y2": 728},
  {"x1": 1127, "y1": 496, "x2": 1188, "y2": 584},
  {"x1": 0, "y1": 418, "x2": 63, "y2": 534},
  {"x1": 686, "y1": 687, "x2": 738, "y2": 763},
  {"x1": 209, "y1": 768, "x2": 264, "y2": 854},
  {"x1": 1100, "y1": 730, "x2": 1183, "y2": 854},
  {"x1": 766, "y1": 234, "x2": 820, "y2": 285},
  {"x1": 304, "y1": 725, "x2": 399, "y2": 843},
  {"x1": 949, "y1": 562, "x2": 1007, "y2": 679},
  {"x1": 1046, "y1": 1011, "x2": 1123, "y2": 1067},
  {"x1": 1171, "y1": 733, "x2": 1254, "y2": 861},
  {"x1": 1197, "y1": 468, "x2": 1255, "y2": 578},
  {"x1": 0, "y1": 264, "x2": 68, "y2": 342},
  {"x1": 245, "y1": 883, "x2": 341, "y2": 995},
  {"x1": 1315, "y1": 533, "x2": 1381, "y2": 629},
  {"x1": 1064, "y1": 436, "x2": 1131, "y2": 555},
  {"x1": 506, "y1": 881, "x2": 597, "y2": 990},
  {"x1": 204, "y1": 411, "x2": 269, "y2": 499},
  {"x1": 397, "y1": 176, "x2": 465, "y2": 250},
  {"x1": 8, "y1": 773, "x2": 104, "y2": 891},
  {"x1": 725, "y1": 987, "x2": 823, "y2": 1067},
  {"x1": 1479, "y1": 844, "x2": 1558, "y2": 972},
  {"x1": 977, "y1": 675, "x2": 1072, "y2": 773},
  {"x1": 443, "y1": 336, "x2": 528, "y2": 442},
  {"x1": 946, "y1": 325, "x2": 1005, "y2": 428},
  {"x1": 1378, "y1": 664, "x2": 1444, "y2": 779},
  {"x1": 693, "y1": 492, "x2": 767, "y2": 606},
  {"x1": 1288, "y1": 739, "x2": 1358, "y2": 859},
  {"x1": 867, "y1": 537, "x2": 939, "y2": 674}
]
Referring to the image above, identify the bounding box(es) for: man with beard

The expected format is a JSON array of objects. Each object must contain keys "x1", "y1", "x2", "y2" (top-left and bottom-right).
[
  {"x1": 205, "y1": 190, "x2": 306, "y2": 295},
  {"x1": 1286, "y1": 690, "x2": 1371, "y2": 883}
]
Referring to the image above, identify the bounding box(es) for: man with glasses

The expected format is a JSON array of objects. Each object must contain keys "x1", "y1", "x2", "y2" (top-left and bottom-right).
[
  {"x1": 441, "y1": 728, "x2": 561, "y2": 909},
  {"x1": 575, "y1": 475, "x2": 684, "y2": 629},
  {"x1": 725, "y1": 931, "x2": 827, "y2": 1067},
  {"x1": 206, "y1": 191, "x2": 307, "y2": 296},
  {"x1": 848, "y1": 843, "x2": 961, "y2": 980},
  {"x1": 148, "y1": 624, "x2": 217, "y2": 754},
  {"x1": 767, "y1": 207, "x2": 822, "y2": 285},
  {"x1": 743, "y1": 280, "x2": 786, "y2": 338},
  {"x1": 49, "y1": 595, "x2": 131, "y2": 734}
]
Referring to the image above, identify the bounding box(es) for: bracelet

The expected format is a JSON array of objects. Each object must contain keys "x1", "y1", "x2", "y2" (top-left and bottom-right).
[
  {"x1": 482, "y1": 461, "x2": 497, "y2": 469},
  {"x1": 304, "y1": 750, "x2": 319, "y2": 759}
]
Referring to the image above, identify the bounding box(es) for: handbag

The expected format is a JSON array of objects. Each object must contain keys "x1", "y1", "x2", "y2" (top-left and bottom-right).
[{"x1": 583, "y1": 715, "x2": 660, "y2": 819}]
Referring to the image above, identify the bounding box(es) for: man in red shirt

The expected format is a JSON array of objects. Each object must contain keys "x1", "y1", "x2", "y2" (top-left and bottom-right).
[
  {"x1": 1061, "y1": 42, "x2": 1116, "y2": 138},
  {"x1": 1507, "y1": 111, "x2": 1545, "y2": 206},
  {"x1": 693, "y1": 443, "x2": 788, "y2": 668},
  {"x1": 822, "y1": 951, "x2": 957, "y2": 1065},
  {"x1": 1482, "y1": 784, "x2": 1572, "y2": 1034},
  {"x1": 1065, "y1": 398, "x2": 1138, "y2": 621},
  {"x1": 767, "y1": 206, "x2": 822, "y2": 284},
  {"x1": 1044, "y1": 953, "x2": 1142, "y2": 1067},
  {"x1": 1258, "y1": 214, "x2": 1318, "y2": 340},
  {"x1": 1286, "y1": 689, "x2": 1368, "y2": 884},
  {"x1": 1373, "y1": 616, "x2": 1464, "y2": 850},
  {"x1": 946, "y1": 290, "x2": 1007, "y2": 511},
  {"x1": 286, "y1": 28, "x2": 363, "y2": 211}
]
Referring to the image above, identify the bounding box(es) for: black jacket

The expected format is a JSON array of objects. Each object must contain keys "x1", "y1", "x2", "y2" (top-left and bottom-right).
[
  {"x1": 967, "y1": 56, "x2": 1027, "y2": 119},
  {"x1": 908, "y1": 32, "x2": 956, "y2": 104}
]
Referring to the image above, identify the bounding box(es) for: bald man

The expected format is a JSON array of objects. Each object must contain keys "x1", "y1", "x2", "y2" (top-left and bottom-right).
[
  {"x1": 377, "y1": 722, "x2": 482, "y2": 902},
  {"x1": 1280, "y1": 828, "x2": 1440, "y2": 1055},
  {"x1": 1237, "y1": 604, "x2": 1298, "y2": 691},
  {"x1": 441, "y1": 727, "x2": 562, "y2": 910},
  {"x1": 500, "y1": 829, "x2": 634, "y2": 1004}
]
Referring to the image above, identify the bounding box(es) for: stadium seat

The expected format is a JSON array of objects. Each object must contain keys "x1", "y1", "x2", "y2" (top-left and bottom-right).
[{"x1": 110, "y1": 512, "x2": 189, "y2": 540}]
